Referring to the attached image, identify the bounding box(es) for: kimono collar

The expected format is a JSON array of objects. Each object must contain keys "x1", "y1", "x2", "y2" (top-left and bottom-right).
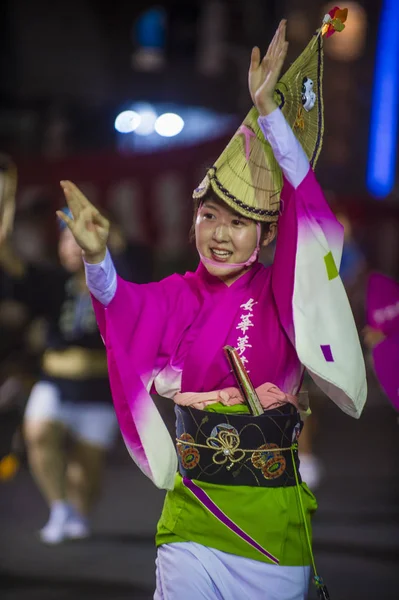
[{"x1": 195, "y1": 260, "x2": 263, "y2": 293}]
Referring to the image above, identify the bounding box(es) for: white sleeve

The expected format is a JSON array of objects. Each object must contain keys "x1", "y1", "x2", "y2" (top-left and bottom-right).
[
  {"x1": 83, "y1": 247, "x2": 117, "y2": 306},
  {"x1": 258, "y1": 108, "x2": 309, "y2": 189}
]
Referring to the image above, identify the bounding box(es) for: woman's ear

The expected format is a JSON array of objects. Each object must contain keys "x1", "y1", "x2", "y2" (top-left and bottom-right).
[{"x1": 261, "y1": 222, "x2": 277, "y2": 247}]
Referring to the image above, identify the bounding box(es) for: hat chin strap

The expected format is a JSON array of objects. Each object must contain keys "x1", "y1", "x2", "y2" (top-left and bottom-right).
[{"x1": 199, "y1": 222, "x2": 261, "y2": 270}]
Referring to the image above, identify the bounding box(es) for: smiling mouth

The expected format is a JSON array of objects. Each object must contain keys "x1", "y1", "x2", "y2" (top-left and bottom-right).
[{"x1": 210, "y1": 248, "x2": 232, "y2": 262}]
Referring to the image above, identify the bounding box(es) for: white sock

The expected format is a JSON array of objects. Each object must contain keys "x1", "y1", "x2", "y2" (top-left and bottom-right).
[
  {"x1": 50, "y1": 500, "x2": 70, "y2": 514},
  {"x1": 299, "y1": 453, "x2": 323, "y2": 490},
  {"x1": 47, "y1": 500, "x2": 76, "y2": 523}
]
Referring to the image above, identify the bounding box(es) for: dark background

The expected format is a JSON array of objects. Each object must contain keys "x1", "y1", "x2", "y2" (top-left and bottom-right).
[{"x1": 1, "y1": 1, "x2": 398, "y2": 599}]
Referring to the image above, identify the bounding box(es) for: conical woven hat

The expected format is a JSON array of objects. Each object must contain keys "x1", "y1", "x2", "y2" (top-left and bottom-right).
[{"x1": 193, "y1": 32, "x2": 326, "y2": 222}]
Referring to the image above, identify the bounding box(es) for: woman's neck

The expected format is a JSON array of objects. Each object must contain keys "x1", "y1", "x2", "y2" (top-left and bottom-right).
[
  {"x1": 216, "y1": 265, "x2": 253, "y2": 287},
  {"x1": 199, "y1": 260, "x2": 255, "y2": 287}
]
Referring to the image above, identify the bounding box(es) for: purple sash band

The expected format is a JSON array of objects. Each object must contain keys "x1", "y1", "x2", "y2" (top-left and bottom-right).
[{"x1": 182, "y1": 477, "x2": 280, "y2": 565}]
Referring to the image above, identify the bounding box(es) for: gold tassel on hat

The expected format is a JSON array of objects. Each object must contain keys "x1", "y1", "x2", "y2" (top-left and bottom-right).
[{"x1": 321, "y1": 6, "x2": 348, "y2": 38}]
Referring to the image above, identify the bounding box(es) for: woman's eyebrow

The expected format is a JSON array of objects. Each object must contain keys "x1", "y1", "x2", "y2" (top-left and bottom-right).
[{"x1": 202, "y1": 202, "x2": 220, "y2": 212}]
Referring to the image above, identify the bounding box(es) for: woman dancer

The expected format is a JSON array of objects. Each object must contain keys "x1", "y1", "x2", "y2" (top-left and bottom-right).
[{"x1": 59, "y1": 14, "x2": 365, "y2": 600}]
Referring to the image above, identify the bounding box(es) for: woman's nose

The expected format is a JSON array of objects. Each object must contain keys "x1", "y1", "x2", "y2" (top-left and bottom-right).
[{"x1": 213, "y1": 224, "x2": 229, "y2": 242}]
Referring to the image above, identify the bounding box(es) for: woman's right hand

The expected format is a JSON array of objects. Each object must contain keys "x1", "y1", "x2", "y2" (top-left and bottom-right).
[
  {"x1": 248, "y1": 19, "x2": 288, "y2": 116},
  {"x1": 57, "y1": 180, "x2": 109, "y2": 263}
]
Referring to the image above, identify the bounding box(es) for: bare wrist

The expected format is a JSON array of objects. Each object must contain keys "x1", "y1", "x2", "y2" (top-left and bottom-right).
[
  {"x1": 257, "y1": 100, "x2": 278, "y2": 117},
  {"x1": 82, "y1": 249, "x2": 106, "y2": 264}
]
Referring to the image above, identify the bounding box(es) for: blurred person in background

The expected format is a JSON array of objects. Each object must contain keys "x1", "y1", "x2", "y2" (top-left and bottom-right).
[
  {"x1": 363, "y1": 272, "x2": 399, "y2": 413},
  {"x1": 58, "y1": 15, "x2": 366, "y2": 600},
  {"x1": 0, "y1": 154, "x2": 17, "y2": 245},
  {"x1": 1, "y1": 193, "x2": 70, "y2": 481},
  {"x1": 23, "y1": 210, "x2": 118, "y2": 544},
  {"x1": 0, "y1": 153, "x2": 23, "y2": 481}
]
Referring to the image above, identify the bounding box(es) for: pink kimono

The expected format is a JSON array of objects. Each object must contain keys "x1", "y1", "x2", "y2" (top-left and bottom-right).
[{"x1": 92, "y1": 166, "x2": 366, "y2": 491}]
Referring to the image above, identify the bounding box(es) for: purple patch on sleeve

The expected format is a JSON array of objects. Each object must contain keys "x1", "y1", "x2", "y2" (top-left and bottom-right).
[{"x1": 321, "y1": 344, "x2": 334, "y2": 362}]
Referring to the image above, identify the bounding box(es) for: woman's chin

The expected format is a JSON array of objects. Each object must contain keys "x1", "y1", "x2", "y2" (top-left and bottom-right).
[{"x1": 202, "y1": 259, "x2": 242, "y2": 280}]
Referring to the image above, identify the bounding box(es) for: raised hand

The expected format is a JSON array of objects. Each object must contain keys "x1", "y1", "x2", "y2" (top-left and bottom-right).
[
  {"x1": 57, "y1": 181, "x2": 109, "y2": 263},
  {"x1": 248, "y1": 19, "x2": 289, "y2": 116}
]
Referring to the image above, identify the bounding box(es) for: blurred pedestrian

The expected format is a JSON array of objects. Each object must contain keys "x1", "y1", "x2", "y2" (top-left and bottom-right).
[
  {"x1": 0, "y1": 154, "x2": 17, "y2": 245},
  {"x1": 364, "y1": 272, "x2": 399, "y2": 412},
  {"x1": 0, "y1": 153, "x2": 22, "y2": 480},
  {"x1": 23, "y1": 214, "x2": 118, "y2": 544}
]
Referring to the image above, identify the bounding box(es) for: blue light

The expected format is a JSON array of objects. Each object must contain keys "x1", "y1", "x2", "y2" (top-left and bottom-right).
[
  {"x1": 367, "y1": 0, "x2": 399, "y2": 198},
  {"x1": 115, "y1": 104, "x2": 236, "y2": 153},
  {"x1": 134, "y1": 8, "x2": 166, "y2": 49}
]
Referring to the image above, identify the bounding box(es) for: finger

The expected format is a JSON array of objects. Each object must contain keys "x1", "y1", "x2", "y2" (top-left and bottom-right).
[
  {"x1": 249, "y1": 46, "x2": 261, "y2": 70},
  {"x1": 265, "y1": 26, "x2": 279, "y2": 61},
  {"x1": 270, "y1": 20, "x2": 287, "y2": 60},
  {"x1": 56, "y1": 209, "x2": 75, "y2": 231},
  {"x1": 277, "y1": 41, "x2": 289, "y2": 65},
  {"x1": 60, "y1": 181, "x2": 83, "y2": 206},
  {"x1": 271, "y1": 41, "x2": 288, "y2": 74},
  {"x1": 60, "y1": 184, "x2": 83, "y2": 220},
  {"x1": 279, "y1": 41, "x2": 289, "y2": 59},
  {"x1": 60, "y1": 181, "x2": 95, "y2": 211},
  {"x1": 279, "y1": 20, "x2": 287, "y2": 46}
]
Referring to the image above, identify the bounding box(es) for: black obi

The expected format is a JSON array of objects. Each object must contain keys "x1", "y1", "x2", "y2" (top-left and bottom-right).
[{"x1": 175, "y1": 403, "x2": 303, "y2": 488}]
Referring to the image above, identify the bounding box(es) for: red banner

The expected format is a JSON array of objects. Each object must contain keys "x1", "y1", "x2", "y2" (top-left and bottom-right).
[{"x1": 15, "y1": 136, "x2": 230, "y2": 254}]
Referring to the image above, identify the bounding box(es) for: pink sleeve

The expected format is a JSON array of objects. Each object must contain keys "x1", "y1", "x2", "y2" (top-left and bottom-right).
[
  {"x1": 271, "y1": 169, "x2": 366, "y2": 419},
  {"x1": 372, "y1": 334, "x2": 399, "y2": 411},
  {"x1": 272, "y1": 168, "x2": 344, "y2": 340},
  {"x1": 91, "y1": 273, "x2": 198, "y2": 489}
]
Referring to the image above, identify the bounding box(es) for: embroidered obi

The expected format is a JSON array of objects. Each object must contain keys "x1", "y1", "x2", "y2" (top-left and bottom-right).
[{"x1": 175, "y1": 403, "x2": 302, "y2": 488}]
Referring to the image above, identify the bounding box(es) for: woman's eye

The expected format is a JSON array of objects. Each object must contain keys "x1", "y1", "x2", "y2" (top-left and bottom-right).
[
  {"x1": 204, "y1": 212, "x2": 215, "y2": 219},
  {"x1": 232, "y1": 219, "x2": 244, "y2": 226}
]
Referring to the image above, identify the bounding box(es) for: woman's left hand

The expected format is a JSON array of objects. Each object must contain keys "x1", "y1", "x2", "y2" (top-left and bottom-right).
[{"x1": 248, "y1": 19, "x2": 289, "y2": 116}]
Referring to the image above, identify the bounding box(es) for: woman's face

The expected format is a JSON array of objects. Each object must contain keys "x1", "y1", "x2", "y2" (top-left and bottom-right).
[{"x1": 195, "y1": 197, "x2": 274, "y2": 284}]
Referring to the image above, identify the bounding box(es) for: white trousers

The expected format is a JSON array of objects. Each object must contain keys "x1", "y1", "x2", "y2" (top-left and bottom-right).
[
  {"x1": 154, "y1": 542, "x2": 310, "y2": 600},
  {"x1": 25, "y1": 381, "x2": 118, "y2": 449}
]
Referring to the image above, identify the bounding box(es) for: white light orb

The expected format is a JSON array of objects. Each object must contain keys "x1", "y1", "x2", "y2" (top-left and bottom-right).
[
  {"x1": 155, "y1": 113, "x2": 184, "y2": 137},
  {"x1": 114, "y1": 110, "x2": 141, "y2": 133},
  {"x1": 135, "y1": 106, "x2": 158, "y2": 136}
]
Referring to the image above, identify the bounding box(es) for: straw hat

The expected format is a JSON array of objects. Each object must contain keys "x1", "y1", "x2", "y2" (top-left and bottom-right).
[{"x1": 193, "y1": 8, "x2": 348, "y2": 222}]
